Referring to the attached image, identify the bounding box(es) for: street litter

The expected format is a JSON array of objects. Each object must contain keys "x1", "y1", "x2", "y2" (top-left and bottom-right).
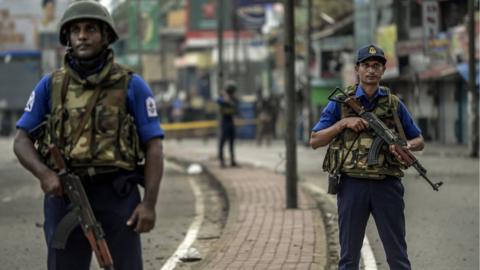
[
  {"x1": 178, "y1": 247, "x2": 202, "y2": 262},
  {"x1": 187, "y1": 164, "x2": 203, "y2": 175}
]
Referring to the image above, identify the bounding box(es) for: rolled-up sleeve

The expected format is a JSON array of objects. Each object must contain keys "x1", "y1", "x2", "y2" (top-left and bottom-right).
[
  {"x1": 312, "y1": 101, "x2": 341, "y2": 132},
  {"x1": 16, "y1": 74, "x2": 52, "y2": 133},
  {"x1": 127, "y1": 74, "x2": 164, "y2": 143},
  {"x1": 397, "y1": 101, "x2": 422, "y2": 139}
]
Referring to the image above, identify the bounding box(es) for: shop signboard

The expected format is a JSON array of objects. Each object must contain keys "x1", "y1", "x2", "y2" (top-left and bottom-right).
[
  {"x1": 376, "y1": 24, "x2": 399, "y2": 79},
  {"x1": 422, "y1": 0, "x2": 440, "y2": 41},
  {"x1": 128, "y1": 0, "x2": 159, "y2": 52},
  {"x1": 188, "y1": 0, "x2": 232, "y2": 32}
]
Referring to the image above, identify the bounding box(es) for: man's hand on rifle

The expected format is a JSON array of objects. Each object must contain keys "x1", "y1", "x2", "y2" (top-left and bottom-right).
[
  {"x1": 389, "y1": 144, "x2": 409, "y2": 164},
  {"x1": 389, "y1": 135, "x2": 426, "y2": 163},
  {"x1": 127, "y1": 202, "x2": 156, "y2": 233},
  {"x1": 40, "y1": 169, "x2": 63, "y2": 196},
  {"x1": 339, "y1": 117, "x2": 369, "y2": 133}
]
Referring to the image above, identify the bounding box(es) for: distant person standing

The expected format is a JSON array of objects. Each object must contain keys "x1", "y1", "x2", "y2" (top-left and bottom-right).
[
  {"x1": 171, "y1": 93, "x2": 185, "y2": 123},
  {"x1": 40, "y1": 0, "x2": 56, "y2": 32},
  {"x1": 255, "y1": 92, "x2": 273, "y2": 146},
  {"x1": 217, "y1": 82, "x2": 239, "y2": 167}
]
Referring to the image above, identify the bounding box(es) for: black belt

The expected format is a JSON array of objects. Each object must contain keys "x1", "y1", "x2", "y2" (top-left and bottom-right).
[{"x1": 73, "y1": 167, "x2": 122, "y2": 183}]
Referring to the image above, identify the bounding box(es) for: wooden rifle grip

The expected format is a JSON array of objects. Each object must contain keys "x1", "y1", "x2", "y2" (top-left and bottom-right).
[{"x1": 394, "y1": 144, "x2": 414, "y2": 166}]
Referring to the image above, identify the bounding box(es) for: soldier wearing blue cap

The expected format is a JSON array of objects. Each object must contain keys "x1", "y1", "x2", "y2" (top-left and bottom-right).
[
  {"x1": 310, "y1": 44, "x2": 424, "y2": 270},
  {"x1": 356, "y1": 44, "x2": 387, "y2": 65}
]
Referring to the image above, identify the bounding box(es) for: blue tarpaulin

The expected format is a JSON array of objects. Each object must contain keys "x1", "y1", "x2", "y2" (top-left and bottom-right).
[
  {"x1": 457, "y1": 62, "x2": 480, "y2": 86},
  {"x1": 0, "y1": 51, "x2": 41, "y2": 58},
  {"x1": 236, "y1": 0, "x2": 278, "y2": 7}
]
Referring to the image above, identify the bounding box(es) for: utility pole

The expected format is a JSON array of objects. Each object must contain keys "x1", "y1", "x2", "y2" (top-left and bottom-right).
[
  {"x1": 136, "y1": 0, "x2": 143, "y2": 76},
  {"x1": 217, "y1": 0, "x2": 225, "y2": 95},
  {"x1": 284, "y1": 0, "x2": 298, "y2": 209},
  {"x1": 305, "y1": 0, "x2": 314, "y2": 144},
  {"x1": 233, "y1": 0, "x2": 240, "y2": 85},
  {"x1": 468, "y1": 0, "x2": 478, "y2": 157}
]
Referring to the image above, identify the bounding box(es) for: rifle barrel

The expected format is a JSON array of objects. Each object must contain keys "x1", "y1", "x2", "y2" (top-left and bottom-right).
[{"x1": 413, "y1": 162, "x2": 443, "y2": 191}]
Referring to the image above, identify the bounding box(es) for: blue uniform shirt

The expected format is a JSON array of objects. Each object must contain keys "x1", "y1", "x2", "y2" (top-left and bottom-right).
[
  {"x1": 217, "y1": 96, "x2": 236, "y2": 125},
  {"x1": 312, "y1": 85, "x2": 421, "y2": 140},
  {"x1": 16, "y1": 73, "x2": 164, "y2": 144}
]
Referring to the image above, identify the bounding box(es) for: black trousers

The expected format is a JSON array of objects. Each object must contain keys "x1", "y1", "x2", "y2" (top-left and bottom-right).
[
  {"x1": 218, "y1": 123, "x2": 236, "y2": 165},
  {"x1": 337, "y1": 175, "x2": 411, "y2": 270},
  {"x1": 44, "y1": 174, "x2": 143, "y2": 270}
]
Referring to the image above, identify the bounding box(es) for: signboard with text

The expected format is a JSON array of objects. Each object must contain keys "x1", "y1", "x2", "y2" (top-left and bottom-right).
[
  {"x1": 422, "y1": 1, "x2": 440, "y2": 40},
  {"x1": 128, "y1": 0, "x2": 159, "y2": 52},
  {"x1": 376, "y1": 24, "x2": 399, "y2": 79},
  {"x1": 188, "y1": 0, "x2": 233, "y2": 31}
]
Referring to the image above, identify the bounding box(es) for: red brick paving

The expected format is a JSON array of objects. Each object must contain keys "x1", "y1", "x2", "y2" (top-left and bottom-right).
[{"x1": 167, "y1": 151, "x2": 327, "y2": 270}]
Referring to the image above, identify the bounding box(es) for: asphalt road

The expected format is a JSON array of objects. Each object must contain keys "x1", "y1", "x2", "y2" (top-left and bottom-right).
[
  {"x1": 163, "y1": 139, "x2": 479, "y2": 270},
  {"x1": 1, "y1": 137, "x2": 478, "y2": 270},
  {"x1": 366, "y1": 153, "x2": 479, "y2": 270},
  {"x1": 0, "y1": 138, "x2": 199, "y2": 270}
]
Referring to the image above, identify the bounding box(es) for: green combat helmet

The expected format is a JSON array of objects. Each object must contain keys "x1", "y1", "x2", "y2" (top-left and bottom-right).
[{"x1": 58, "y1": 0, "x2": 119, "y2": 46}]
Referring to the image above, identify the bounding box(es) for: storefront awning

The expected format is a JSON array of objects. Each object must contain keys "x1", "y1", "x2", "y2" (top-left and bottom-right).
[
  {"x1": 418, "y1": 64, "x2": 458, "y2": 80},
  {"x1": 174, "y1": 52, "x2": 212, "y2": 69}
]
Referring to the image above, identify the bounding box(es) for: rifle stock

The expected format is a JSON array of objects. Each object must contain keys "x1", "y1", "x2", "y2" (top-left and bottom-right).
[{"x1": 48, "y1": 144, "x2": 115, "y2": 269}]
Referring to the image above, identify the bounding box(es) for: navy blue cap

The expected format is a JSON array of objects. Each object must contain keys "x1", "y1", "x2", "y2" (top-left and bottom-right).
[{"x1": 356, "y1": 44, "x2": 387, "y2": 65}]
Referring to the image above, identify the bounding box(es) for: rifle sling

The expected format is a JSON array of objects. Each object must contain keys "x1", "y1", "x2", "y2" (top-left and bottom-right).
[
  {"x1": 381, "y1": 87, "x2": 407, "y2": 142},
  {"x1": 334, "y1": 133, "x2": 360, "y2": 175},
  {"x1": 57, "y1": 73, "x2": 70, "y2": 148},
  {"x1": 392, "y1": 105, "x2": 407, "y2": 142},
  {"x1": 71, "y1": 85, "x2": 102, "y2": 152}
]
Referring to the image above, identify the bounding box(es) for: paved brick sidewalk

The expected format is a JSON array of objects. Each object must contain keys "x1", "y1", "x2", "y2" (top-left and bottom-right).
[{"x1": 166, "y1": 149, "x2": 327, "y2": 270}]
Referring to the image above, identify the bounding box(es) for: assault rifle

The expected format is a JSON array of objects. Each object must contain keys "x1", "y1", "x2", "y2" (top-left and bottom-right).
[
  {"x1": 328, "y1": 87, "x2": 443, "y2": 191},
  {"x1": 48, "y1": 144, "x2": 115, "y2": 270}
]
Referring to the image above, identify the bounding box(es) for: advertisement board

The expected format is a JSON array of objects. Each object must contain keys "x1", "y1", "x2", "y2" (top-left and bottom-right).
[
  {"x1": 128, "y1": 0, "x2": 159, "y2": 52},
  {"x1": 376, "y1": 24, "x2": 399, "y2": 79},
  {"x1": 188, "y1": 0, "x2": 233, "y2": 32},
  {"x1": 0, "y1": 0, "x2": 69, "y2": 51}
]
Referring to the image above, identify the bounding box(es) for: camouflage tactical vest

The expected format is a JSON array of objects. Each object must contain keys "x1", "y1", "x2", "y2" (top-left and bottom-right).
[
  {"x1": 38, "y1": 51, "x2": 144, "y2": 172},
  {"x1": 322, "y1": 85, "x2": 407, "y2": 179}
]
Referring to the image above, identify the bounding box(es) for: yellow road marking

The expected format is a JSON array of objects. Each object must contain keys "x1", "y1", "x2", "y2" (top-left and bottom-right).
[{"x1": 162, "y1": 119, "x2": 258, "y2": 131}]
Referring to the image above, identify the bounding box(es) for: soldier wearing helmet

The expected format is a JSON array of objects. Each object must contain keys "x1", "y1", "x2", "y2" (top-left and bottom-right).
[{"x1": 13, "y1": 1, "x2": 164, "y2": 269}]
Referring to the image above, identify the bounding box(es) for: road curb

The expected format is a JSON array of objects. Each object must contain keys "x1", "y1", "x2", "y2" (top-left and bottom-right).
[
  {"x1": 299, "y1": 180, "x2": 340, "y2": 270},
  {"x1": 164, "y1": 155, "x2": 231, "y2": 269}
]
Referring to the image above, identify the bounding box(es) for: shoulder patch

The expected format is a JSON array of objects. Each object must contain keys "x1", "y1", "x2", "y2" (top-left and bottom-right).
[
  {"x1": 146, "y1": 97, "x2": 158, "y2": 117},
  {"x1": 25, "y1": 91, "x2": 35, "y2": 112}
]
